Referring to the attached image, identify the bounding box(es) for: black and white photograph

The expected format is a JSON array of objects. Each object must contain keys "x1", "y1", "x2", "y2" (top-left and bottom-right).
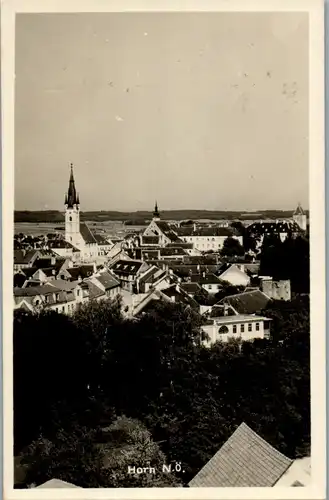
[{"x1": 1, "y1": 0, "x2": 325, "y2": 498}]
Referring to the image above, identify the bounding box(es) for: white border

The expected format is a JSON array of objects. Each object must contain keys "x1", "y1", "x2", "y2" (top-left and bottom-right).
[{"x1": 1, "y1": 0, "x2": 325, "y2": 499}]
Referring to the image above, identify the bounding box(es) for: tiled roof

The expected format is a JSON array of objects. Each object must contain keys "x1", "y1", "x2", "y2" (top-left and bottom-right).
[
  {"x1": 36, "y1": 479, "x2": 81, "y2": 488},
  {"x1": 14, "y1": 249, "x2": 39, "y2": 264},
  {"x1": 111, "y1": 260, "x2": 144, "y2": 276},
  {"x1": 139, "y1": 267, "x2": 166, "y2": 284},
  {"x1": 248, "y1": 221, "x2": 302, "y2": 234},
  {"x1": 14, "y1": 285, "x2": 60, "y2": 297},
  {"x1": 21, "y1": 267, "x2": 38, "y2": 278},
  {"x1": 93, "y1": 233, "x2": 110, "y2": 245},
  {"x1": 67, "y1": 265, "x2": 95, "y2": 280},
  {"x1": 80, "y1": 223, "x2": 98, "y2": 244},
  {"x1": 84, "y1": 280, "x2": 106, "y2": 299},
  {"x1": 218, "y1": 290, "x2": 271, "y2": 314},
  {"x1": 189, "y1": 422, "x2": 292, "y2": 487},
  {"x1": 48, "y1": 240, "x2": 80, "y2": 251},
  {"x1": 47, "y1": 279, "x2": 80, "y2": 291},
  {"x1": 95, "y1": 271, "x2": 120, "y2": 290},
  {"x1": 161, "y1": 285, "x2": 199, "y2": 309},
  {"x1": 155, "y1": 221, "x2": 172, "y2": 233}
]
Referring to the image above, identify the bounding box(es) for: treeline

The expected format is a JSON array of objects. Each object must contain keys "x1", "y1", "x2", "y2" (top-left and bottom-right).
[
  {"x1": 14, "y1": 296, "x2": 310, "y2": 488},
  {"x1": 14, "y1": 209, "x2": 303, "y2": 223},
  {"x1": 259, "y1": 234, "x2": 310, "y2": 293}
]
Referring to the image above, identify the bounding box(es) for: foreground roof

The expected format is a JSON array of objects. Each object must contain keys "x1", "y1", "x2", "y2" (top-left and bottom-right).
[
  {"x1": 36, "y1": 479, "x2": 81, "y2": 488},
  {"x1": 189, "y1": 422, "x2": 292, "y2": 487}
]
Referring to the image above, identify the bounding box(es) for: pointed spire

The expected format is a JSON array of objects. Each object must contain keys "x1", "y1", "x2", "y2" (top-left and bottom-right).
[
  {"x1": 153, "y1": 200, "x2": 160, "y2": 219},
  {"x1": 65, "y1": 163, "x2": 79, "y2": 208},
  {"x1": 294, "y1": 202, "x2": 305, "y2": 216}
]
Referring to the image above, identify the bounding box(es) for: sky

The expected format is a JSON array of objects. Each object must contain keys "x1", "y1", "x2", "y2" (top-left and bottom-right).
[{"x1": 15, "y1": 12, "x2": 309, "y2": 212}]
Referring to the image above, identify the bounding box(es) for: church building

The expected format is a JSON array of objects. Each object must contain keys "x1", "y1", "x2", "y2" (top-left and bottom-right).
[{"x1": 64, "y1": 164, "x2": 112, "y2": 262}]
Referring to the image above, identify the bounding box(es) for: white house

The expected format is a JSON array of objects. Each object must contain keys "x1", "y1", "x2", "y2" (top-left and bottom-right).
[{"x1": 202, "y1": 314, "x2": 272, "y2": 345}]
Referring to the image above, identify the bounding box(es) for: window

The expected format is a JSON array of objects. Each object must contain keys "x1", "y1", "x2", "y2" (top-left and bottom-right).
[
  {"x1": 218, "y1": 325, "x2": 229, "y2": 334},
  {"x1": 35, "y1": 299, "x2": 40, "y2": 306},
  {"x1": 208, "y1": 285, "x2": 212, "y2": 290},
  {"x1": 233, "y1": 325, "x2": 237, "y2": 333},
  {"x1": 248, "y1": 323, "x2": 252, "y2": 332},
  {"x1": 62, "y1": 306, "x2": 65, "y2": 312},
  {"x1": 69, "y1": 216, "x2": 72, "y2": 222},
  {"x1": 256, "y1": 322, "x2": 260, "y2": 331},
  {"x1": 77, "y1": 289, "x2": 80, "y2": 296},
  {"x1": 240, "y1": 324, "x2": 245, "y2": 333}
]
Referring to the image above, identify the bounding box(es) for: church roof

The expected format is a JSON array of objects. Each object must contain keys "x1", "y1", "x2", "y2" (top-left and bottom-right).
[{"x1": 80, "y1": 223, "x2": 98, "y2": 244}]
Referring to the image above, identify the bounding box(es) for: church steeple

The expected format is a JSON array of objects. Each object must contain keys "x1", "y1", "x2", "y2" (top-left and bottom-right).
[
  {"x1": 153, "y1": 200, "x2": 160, "y2": 220},
  {"x1": 65, "y1": 163, "x2": 79, "y2": 208}
]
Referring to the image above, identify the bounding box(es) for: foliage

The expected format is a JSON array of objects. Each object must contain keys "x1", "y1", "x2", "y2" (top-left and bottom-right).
[
  {"x1": 14, "y1": 295, "x2": 310, "y2": 487},
  {"x1": 220, "y1": 237, "x2": 245, "y2": 257},
  {"x1": 20, "y1": 417, "x2": 179, "y2": 488},
  {"x1": 230, "y1": 221, "x2": 260, "y2": 253},
  {"x1": 259, "y1": 234, "x2": 309, "y2": 293}
]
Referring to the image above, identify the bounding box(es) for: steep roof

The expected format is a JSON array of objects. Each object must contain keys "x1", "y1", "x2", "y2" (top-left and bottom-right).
[
  {"x1": 189, "y1": 422, "x2": 292, "y2": 487},
  {"x1": 80, "y1": 223, "x2": 98, "y2": 244},
  {"x1": 48, "y1": 240, "x2": 80, "y2": 252},
  {"x1": 36, "y1": 479, "x2": 81, "y2": 488},
  {"x1": 84, "y1": 279, "x2": 106, "y2": 299},
  {"x1": 47, "y1": 279, "x2": 80, "y2": 291},
  {"x1": 111, "y1": 260, "x2": 145, "y2": 276},
  {"x1": 95, "y1": 271, "x2": 120, "y2": 290},
  {"x1": 218, "y1": 290, "x2": 271, "y2": 314},
  {"x1": 14, "y1": 249, "x2": 39, "y2": 265},
  {"x1": 67, "y1": 265, "x2": 95, "y2": 280},
  {"x1": 14, "y1": 285, "x2": 60, "y2": 296},
  {"x1": 161, "y1": 285, "x2": 199, "y2": 309}
]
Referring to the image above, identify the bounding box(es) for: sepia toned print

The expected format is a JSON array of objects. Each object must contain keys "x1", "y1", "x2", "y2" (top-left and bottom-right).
[{"x1": 1, "y1": 1, "x2": 325, "y2": 499}]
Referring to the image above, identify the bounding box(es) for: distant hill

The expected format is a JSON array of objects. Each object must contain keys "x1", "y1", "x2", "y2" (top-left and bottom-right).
[{"x1": 14, "y1": 209, "x2": 304, "y2": 223}]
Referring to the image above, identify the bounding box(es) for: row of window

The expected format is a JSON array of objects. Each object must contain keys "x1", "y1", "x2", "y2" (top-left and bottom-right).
[{"x1": 219, "y1": 323, "x2": 260, "y2": 334}]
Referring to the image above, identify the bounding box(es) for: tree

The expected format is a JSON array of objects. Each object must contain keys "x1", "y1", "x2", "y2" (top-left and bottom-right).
[
  {"x1": 20, "y1": 417, "x2": 180, "y2": 488},
  {"x1": 220, "y1": 237, "x2": 245, "y2": 257}
]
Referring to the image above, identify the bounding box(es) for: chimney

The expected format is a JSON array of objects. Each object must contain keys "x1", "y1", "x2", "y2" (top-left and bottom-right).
[
  {"x1": 197, "y1": 264, "x2": 200, "y2": 273},
  {"x1": 51, "y1": 256, "x2": 56, "y2": 266},
  {"x1": 224, "y1": 303, "x2": 229, "y2": 316},
  {"x1": 171, "y1": 295, "x2": 176, "y2": 302},
  {"x1": 193, "y1": 223, "x2": 197, "y2": 231},
  {"x1": 202, "y1": 272, "x2": 206, "y2": 278}
]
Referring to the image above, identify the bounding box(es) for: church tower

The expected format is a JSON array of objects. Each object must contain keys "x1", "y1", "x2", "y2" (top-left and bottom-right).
[
  {"x1": 293, "y1": 203, "x2": 307, "y2": 231},
  {"x1": 64, "y1": 163, "x2": 81, "y2": 246},
  {"x1": 153, "y1": 201, "x2": 160, "y2": 221}
]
